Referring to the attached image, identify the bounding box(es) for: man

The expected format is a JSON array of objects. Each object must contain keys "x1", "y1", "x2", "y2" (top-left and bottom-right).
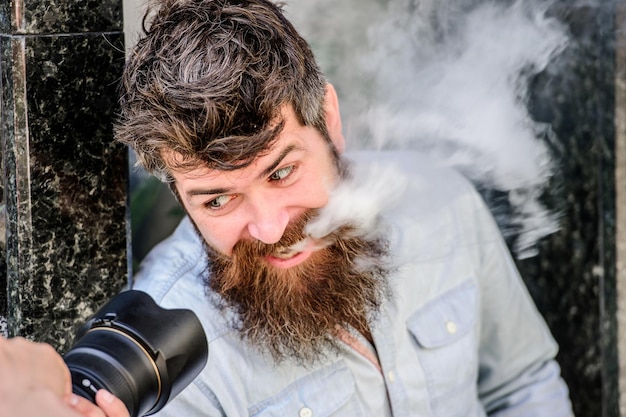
[
  {"x1": 116, "y1": 0, "x2": 574, "y2": 415},
  {"x1": 0, "y1": 336, "x2": 129, "y2": 417}
]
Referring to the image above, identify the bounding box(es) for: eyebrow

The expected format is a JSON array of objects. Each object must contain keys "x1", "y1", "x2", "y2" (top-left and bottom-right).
[
  {"x1": 186, "y1": 144, "x2": 303, "y2": 199},
  {"x1": 259, "y1": 144, "x2": 299, "y2": 178}
]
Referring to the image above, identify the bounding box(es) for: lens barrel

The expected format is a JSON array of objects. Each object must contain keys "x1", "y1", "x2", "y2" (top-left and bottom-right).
[{"x1": 64, "y1": 290, "x2": 208, "y2": 417}]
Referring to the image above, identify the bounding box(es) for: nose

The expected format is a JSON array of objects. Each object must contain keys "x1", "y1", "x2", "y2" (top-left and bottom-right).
[{"x1": 246, "y1": 200, "x2": 290, "y2": 245}]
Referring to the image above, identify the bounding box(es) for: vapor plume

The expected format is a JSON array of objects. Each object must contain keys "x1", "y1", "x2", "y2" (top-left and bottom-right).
[{"x1": 286, "y1": 0, "x2": 569, "y2": 258}]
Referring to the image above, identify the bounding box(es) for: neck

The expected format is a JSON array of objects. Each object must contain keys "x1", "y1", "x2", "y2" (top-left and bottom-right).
[{"x1": 351, "y1": 318, "x2": 373, "y2": 345}]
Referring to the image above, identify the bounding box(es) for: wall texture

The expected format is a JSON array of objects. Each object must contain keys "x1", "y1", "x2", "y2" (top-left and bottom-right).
[{"x1": 0, "y1": 0, "x2": 128, "y2": 352}]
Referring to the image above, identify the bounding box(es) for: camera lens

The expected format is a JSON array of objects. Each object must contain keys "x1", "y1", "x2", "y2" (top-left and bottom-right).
[
  {"x1": 64, "y1": 327, "x2": 161, "y2": 416},
  {"x1": 64, "y1": 290, "x2": 208, "y2": 417}
]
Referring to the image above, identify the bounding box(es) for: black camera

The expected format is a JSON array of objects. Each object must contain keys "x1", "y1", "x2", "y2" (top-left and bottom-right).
[{"x1": 64, "y1": 290, "x2": 208, "y2": 417}]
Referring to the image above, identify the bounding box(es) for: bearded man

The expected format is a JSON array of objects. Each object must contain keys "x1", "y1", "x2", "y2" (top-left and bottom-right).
[{"x1": 116, "y1": 0, "x2": 574, "y2": 415}]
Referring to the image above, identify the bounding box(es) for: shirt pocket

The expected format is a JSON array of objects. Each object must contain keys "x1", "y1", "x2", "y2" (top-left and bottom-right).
[
  {"x1": 406, "y1": 280, "x2": 480, "y2": 417},
  {"x1": 248, "y1": 360, "x2": 364, "y2": 417}
]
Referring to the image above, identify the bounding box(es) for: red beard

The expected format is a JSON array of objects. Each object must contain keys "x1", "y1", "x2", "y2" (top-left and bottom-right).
[{"x1": 205, "y1": 210, "x2": 391, "y2": 364}]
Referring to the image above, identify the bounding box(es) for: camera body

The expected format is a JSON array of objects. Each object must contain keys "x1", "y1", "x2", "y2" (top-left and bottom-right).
[{"x1": 64, "y1": 290, "x2": 208, "y2": 417}]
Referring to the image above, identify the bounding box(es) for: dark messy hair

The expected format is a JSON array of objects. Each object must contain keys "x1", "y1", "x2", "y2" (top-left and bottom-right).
[{"x1": 115, "y1": 0, "x2": 329, "y2": 182}]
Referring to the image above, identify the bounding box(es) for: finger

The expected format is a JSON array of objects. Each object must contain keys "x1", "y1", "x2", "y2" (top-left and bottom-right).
[
  {"x1": 8, "y1": 389, "x2": 84, "y2": 417},
  {"x1": 68, "y1": 393, "x2": 106, "y2": 417},
  {"x1": 95, "y1": 390, "x2": 131, "y2": 417}
]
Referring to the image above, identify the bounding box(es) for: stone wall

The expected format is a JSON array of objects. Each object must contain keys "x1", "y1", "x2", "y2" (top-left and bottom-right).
[{"x1": 0, "y1": 0, "x2": 128, "y2": 352}]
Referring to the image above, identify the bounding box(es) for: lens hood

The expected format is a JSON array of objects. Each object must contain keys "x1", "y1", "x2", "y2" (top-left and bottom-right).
[{"x1": 64, "y1": 290, "x2": 208, "y2": 417}]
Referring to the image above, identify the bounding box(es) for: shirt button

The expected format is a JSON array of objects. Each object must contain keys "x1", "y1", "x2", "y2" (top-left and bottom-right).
[
  {"x1": 387, "y1": 371, "x2": 395, "y2": 382},
  {"x1": 446, "y1": 320, "x2": 457, "y2": 334},
  {"x1": 299, "y1": 407, "x2": 313, "y2": 417}
]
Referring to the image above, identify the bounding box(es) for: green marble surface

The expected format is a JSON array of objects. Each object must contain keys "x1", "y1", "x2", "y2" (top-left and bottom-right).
[{"x1": 0, "y1": 0, "x2": 127, "y2": 351}]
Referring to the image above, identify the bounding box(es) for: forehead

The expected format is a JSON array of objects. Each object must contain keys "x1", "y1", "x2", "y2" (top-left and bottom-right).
[
  {"x1": 168, "y1": 109, "x2": 323, "y2": 182},
  {"x1": 172, "y1": 142, "x2": 303, "y2": 184},
  {"x1": 162, "y1": 104, "x2": 309, "y2": 174}
]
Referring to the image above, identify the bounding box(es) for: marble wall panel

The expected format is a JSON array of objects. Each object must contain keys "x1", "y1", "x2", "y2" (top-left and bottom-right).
[
  {"x1": 0, "y1": 35, "x2": 8, "y2": 335},
  {"x1": 0, "y1": 35, "x2": 24, "y2": 338},
  {"x1": 0, "y1": 0, "x2": 122, "y2": 34},
  {"x1": 517, "y1": 1, "x2": 619, "y2": 416},
  {"x1": 0, "y1": 29, "x2": 128, "y2": 350},
  {"x1": 0, "y1": 2, "x2": 9, "y2": 33}
]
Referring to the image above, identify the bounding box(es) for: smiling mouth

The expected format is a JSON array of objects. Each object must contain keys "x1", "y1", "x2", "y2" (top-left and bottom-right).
[
  {"x1": 265, "y1": 239, "x2": 316, "y2": 268},
  {"x1": 273, "y1": 246, "x2": 300, "y2": 259},
  {"x1": 271, "y1": 239, "x2": 312, "y2": 259}
]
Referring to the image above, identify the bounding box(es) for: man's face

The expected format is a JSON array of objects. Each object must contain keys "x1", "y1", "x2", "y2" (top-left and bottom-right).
[
  {"x1": 171, "y1": 105, "x2": 341, "y2": 263},
  {"x1": 169, "y1": 96, "x2": 389, "y2": 364}
]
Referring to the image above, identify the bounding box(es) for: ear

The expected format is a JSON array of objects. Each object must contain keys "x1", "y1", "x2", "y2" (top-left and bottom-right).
[{"x1": 324, "y1": 83, "x2": 345, "y2": 154}]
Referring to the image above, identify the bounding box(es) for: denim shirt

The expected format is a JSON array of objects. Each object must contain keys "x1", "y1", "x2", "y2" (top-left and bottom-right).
[{"x1": 132, "y1": 151, "x2": 574, "y2": 417}]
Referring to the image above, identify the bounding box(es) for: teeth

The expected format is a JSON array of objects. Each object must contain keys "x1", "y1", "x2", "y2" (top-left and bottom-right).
[
  {"x1": 273, "y1": 239, "x2": 308, "y2": 259},
  {"x1": 273, "y1": 247, "x2": 297, "y2": 259},
  {"x1": 274, "y1": 252, "x2": 295, "y2": 259}
]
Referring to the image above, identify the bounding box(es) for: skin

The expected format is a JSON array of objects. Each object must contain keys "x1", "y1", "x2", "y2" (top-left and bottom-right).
[
  {"x1": 0, "y1": 336, "x2": 129, "y2": 417},
  {"x1": 172, "y1": 84, "x2": 346, "y2": 265}
]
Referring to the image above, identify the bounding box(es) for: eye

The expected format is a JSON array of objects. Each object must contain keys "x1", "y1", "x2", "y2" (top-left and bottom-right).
[
  {"x1": 206, "y1": 194, "x2": 235, "y2": 210},
  {"x1": 269, "y1": 165, "x2": 294, "y2": 182}
]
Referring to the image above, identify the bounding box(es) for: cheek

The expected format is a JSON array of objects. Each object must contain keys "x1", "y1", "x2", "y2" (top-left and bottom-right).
[
  {"x1": 194, "y1": 217, "x2": 241, "y2": 257},
  {"x1": 296, "y1": 173, "x2": 333, "y2": 208}
]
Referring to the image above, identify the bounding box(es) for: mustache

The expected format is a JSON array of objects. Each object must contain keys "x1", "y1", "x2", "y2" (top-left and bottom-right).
[{"x1": 230, "y1": 209, "x2": 319, "y2": 258}]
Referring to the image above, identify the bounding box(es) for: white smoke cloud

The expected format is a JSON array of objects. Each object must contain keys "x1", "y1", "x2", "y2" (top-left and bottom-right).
[
  {"x1": 305, "y1": 161, "x2": 410, "y2": 242},
  {"x1": 286, "y1": 0, "x2": 569, "y2": 258}
]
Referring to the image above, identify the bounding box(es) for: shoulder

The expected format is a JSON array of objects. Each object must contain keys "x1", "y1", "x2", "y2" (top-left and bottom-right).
[
  {"x1": 345, "y1": 150, "x2": 500, "y2": 263},
  {"x1": 346, "y1": 150, "x2": 489, "y2": 227},
  {"x1": 132, "y1": 216, "x2": 204, "y2": 300},
  {"x1": 346, "y1": 150, "x2": 480, "y2": 212}
]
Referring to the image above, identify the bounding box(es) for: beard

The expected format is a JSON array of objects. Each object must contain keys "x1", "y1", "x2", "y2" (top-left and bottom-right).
[{"x1": 204, "y1": 210, "x2": 392, "y2": 365}]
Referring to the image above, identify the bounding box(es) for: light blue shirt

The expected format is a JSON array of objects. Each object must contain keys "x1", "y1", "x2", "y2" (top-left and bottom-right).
[{"x1": 133, "y1": 151, "x2": 573, "y2": 417}]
